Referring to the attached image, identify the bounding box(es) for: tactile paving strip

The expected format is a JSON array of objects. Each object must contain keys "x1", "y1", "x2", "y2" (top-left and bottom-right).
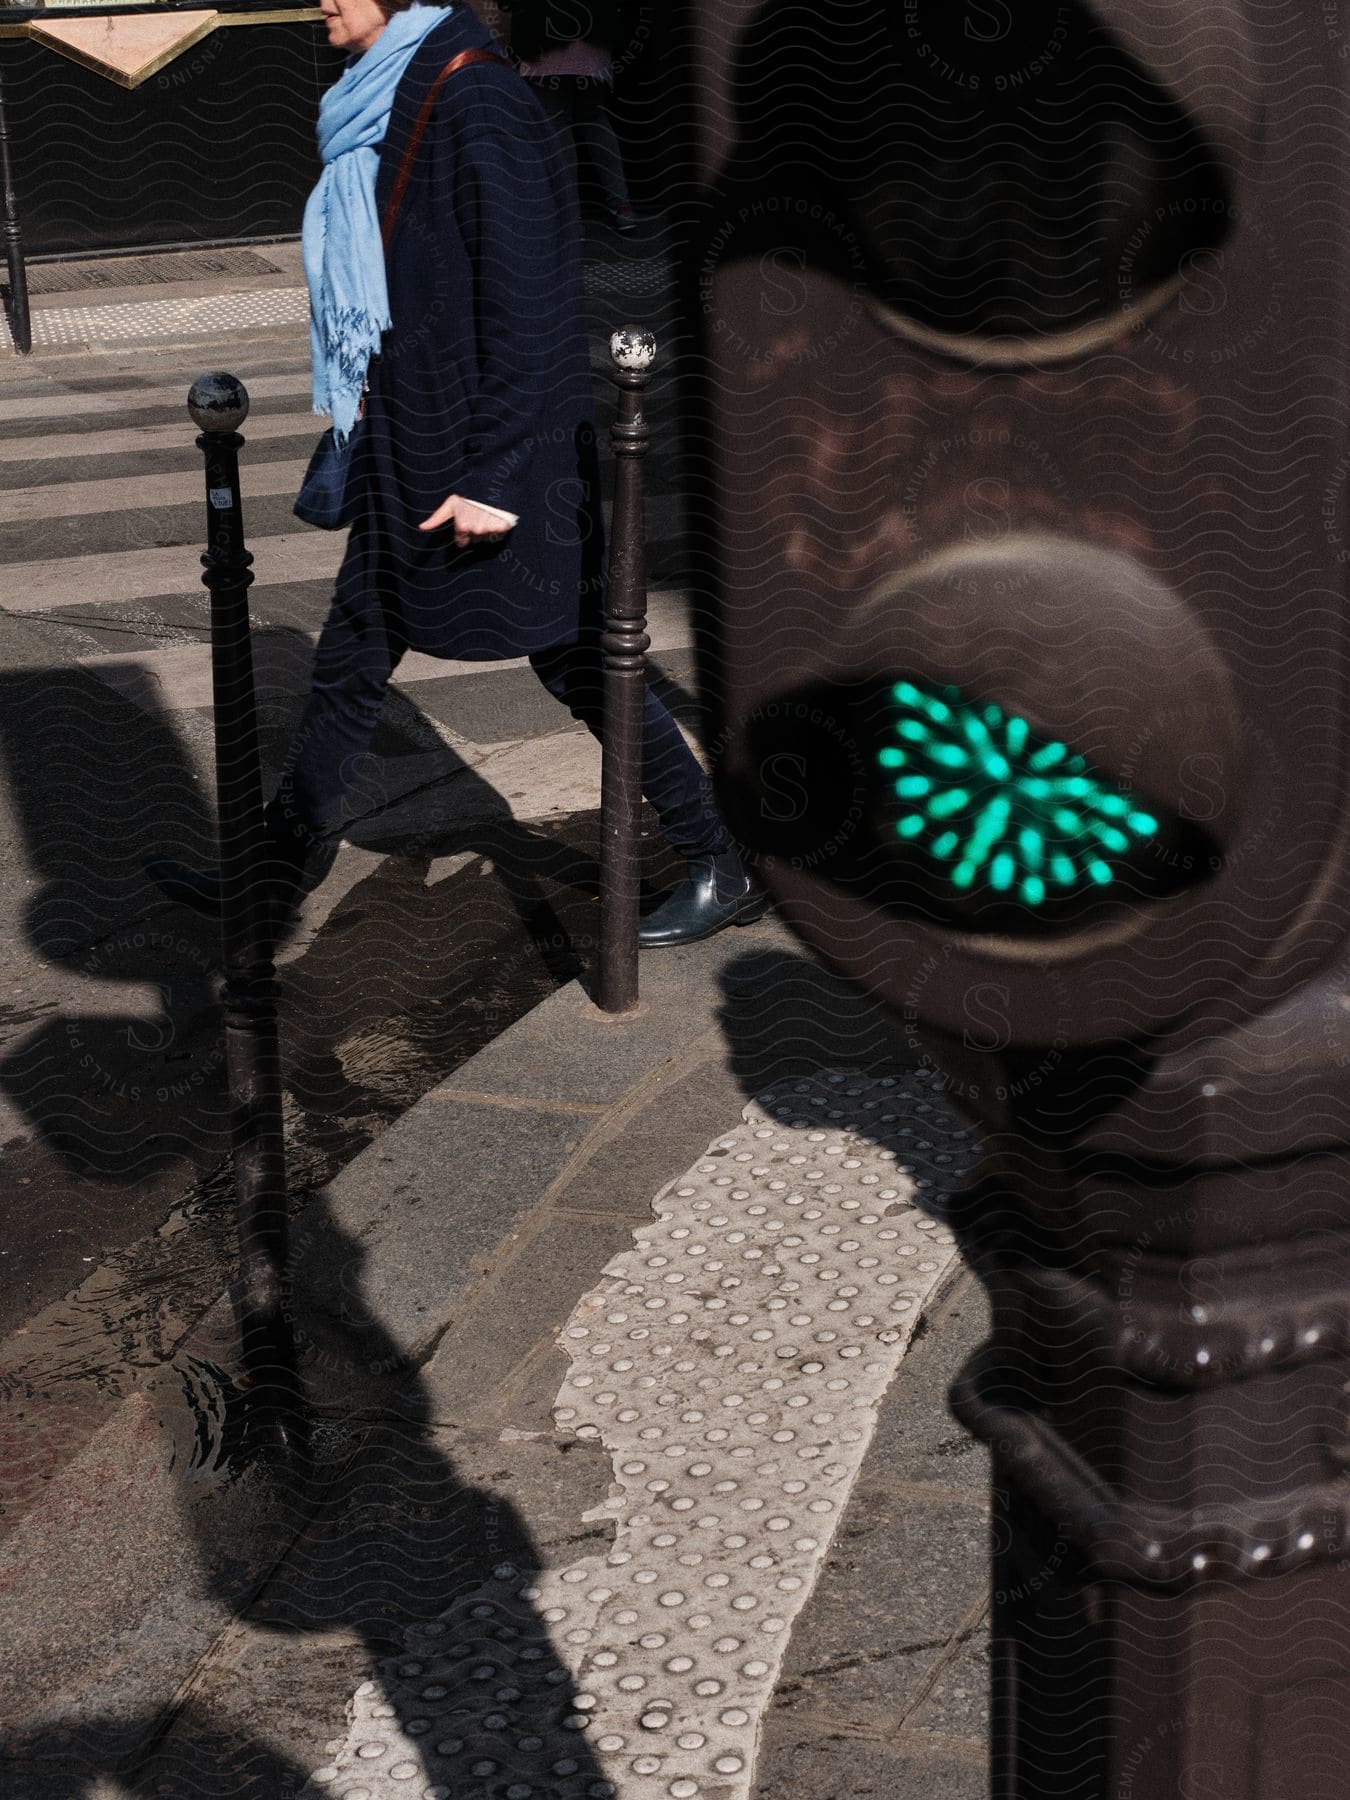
[
  {"x1": 302, "y1": 1068, "x2": 977, "y2": 1800},
  {"x1": 2, "y1": 287, "x2": 310, "y2": 349}
]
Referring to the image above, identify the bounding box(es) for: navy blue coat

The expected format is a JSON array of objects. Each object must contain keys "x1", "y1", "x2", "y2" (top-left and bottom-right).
[{"x1": 343, "y1": 4, "x2": 603, "y2": 660}]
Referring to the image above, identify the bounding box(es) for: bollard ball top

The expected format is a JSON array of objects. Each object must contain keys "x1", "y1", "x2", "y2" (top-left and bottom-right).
[
  {"x1": 188, "y1": 372, "x2": 251, "y2": 433},
  {"x1": 610, "y1": 327, "x2": 657, "y2": 373}
]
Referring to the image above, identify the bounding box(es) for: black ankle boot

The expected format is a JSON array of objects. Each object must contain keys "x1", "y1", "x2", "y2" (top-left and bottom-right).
[{"x1": 637, "y1": 847, "x2": 768, "y2": 949}]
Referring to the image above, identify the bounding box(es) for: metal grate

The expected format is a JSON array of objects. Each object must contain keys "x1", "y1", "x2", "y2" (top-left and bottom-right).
[
  {"x1": 583, "y1": 254, "x2": 673, "y2": 299},
  {"x1": 24, "y1": 249, "x2": 285, "y2": 297}
]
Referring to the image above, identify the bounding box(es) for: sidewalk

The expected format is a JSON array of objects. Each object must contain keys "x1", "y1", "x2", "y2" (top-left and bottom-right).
[
  {"x1": 0, "y1": 229, "x2": 674, "y2": 362},
  {"x1": 0, "y1": 923, "x2": 992, "y2": 1799}
]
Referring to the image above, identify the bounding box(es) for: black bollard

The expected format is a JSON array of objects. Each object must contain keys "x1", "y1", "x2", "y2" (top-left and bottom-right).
[
  {"x1": 0, "y1": 68, "x2": 30, "y2": 357},
  {"x1": 188, "y1": 373, "x2": 303, "y2": 1460},
  {"x1": 598, "y1": 326, "x2": 656, "y2": 1015}
]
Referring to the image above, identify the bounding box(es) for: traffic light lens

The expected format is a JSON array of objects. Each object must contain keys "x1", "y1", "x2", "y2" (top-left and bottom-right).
[{"x1": 881, "y1": 680, "x2": 1159, "y2": 908}]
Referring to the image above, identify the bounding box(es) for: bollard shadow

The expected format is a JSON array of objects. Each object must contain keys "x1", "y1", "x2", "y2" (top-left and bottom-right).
[
  {"x1": 0, "y1": 1198, "x2": 610, "y2": 1798},
  {"x1": 0, "y1": 661, "x2": 230, "y2": 1184}
]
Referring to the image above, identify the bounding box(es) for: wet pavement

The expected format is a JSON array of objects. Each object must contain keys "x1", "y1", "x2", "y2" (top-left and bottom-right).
[{"x1": 0, "y1": 809, "x2": 685, "y2": 1532}]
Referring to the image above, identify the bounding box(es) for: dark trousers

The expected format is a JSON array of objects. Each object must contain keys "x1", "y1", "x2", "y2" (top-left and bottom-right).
[{"x1": 271, "y1": 587, "x2": 729, "y2": 860}]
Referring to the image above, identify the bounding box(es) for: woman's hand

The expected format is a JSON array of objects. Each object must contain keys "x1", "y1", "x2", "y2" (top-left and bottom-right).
[{"x1": 419, "y1": 493, "x2": 516, "y2": 549}]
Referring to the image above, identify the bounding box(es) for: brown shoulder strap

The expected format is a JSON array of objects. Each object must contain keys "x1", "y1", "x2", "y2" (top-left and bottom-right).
[{"x1": 381, "y1": 46, "x2": 511, "y2": 253}]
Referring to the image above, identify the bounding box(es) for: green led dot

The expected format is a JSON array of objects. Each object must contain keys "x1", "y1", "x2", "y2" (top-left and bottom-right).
[
  {"x1": 1054, "y1": 809, "x2": 1087, "y2": 837},
  {"x1": 1128, "y1": 811, "x2": 1159, "y2": 836},
  {"x1": 927, "y1": 787, "x2": 971, "y2": 820},
  {"x1": 1021, "y1": 875, "x2": 1046, "y2": 905},
  {"x1": 1004, "y1": 716, "x2": 1029, "y2": 757},
  {"x1": 981, "y1": 753, "x2": 1012, "y2": 781},
  {"x1": 1096, "y1": 792, "x2": 1130, "y2": 817},
  {"x1": 1060, "y1": 777, "x2": 1093, "y2": 799},
  {"x1": 1087, "y1": 859, "x2": 1114, "y2": 886},
  {"x1": 1018, "y1": 829, "x2": 1044, "y2": 868},
  {"x1": 983, "y1": 704, "x2": 1004, "y2": 729},
  {"x1": 1018, "y1": 777, "x2": 1052, "y2": 800},
  {"x1": 991, "y1": 853, "x2": 1016, "y2": 891},
  {"x1": 1029, "y1": 742, "x2": 1067, "y2": 772},
  {"x1": 895, "y1": 776, "x2": 931, "y2": 799},
  {"x1": 878, "y1": 747, "x2": 906, "y2": 769},
  {"x1": 930, "y1": 743, "x2": 971, "y2": 769},
  {"x1": 897, "y1": 720, "x2": 930, "y2": 743},
  {"x1": 962, "y1": 714, "x2": 994, "y2": 749},
  {"x1": 952, "y1": 861, "x2": 977, "y2": 890},
  {"x1": 893, "y1": 681, "x2": 921, "y2": 706},
  {"x1": 960, "y1": 831, "x2": 1000, "y2": 874},
  {"x1": 969, "y1": 796, "x2": 1011, "y2": 846},
  {"x1": 1091, "y1": 824, "x2": 1130, "y2": 854},
  {"x1": 896, "y1": 814, "x2": 926, "y2": 839},
  {"x1": 932, "y1": 831, "x2": 960, "y2": 858},
  {"x1": 1051, "y1": 854, "x2": 1077, "y2": 886}
]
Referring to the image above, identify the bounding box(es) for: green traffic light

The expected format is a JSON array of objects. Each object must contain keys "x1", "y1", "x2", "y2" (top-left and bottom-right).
[{"x1": 883, "y1": 681, "x2": 1159, "y2": 905}]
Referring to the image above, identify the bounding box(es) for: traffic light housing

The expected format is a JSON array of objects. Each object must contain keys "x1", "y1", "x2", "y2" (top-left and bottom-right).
[
  {"x1": 686, "y1": 5, "x2": 1350, "y2": 1796},
  {"x1": 690, "y1": 0, "x2": 1350, "y2": 1056}
]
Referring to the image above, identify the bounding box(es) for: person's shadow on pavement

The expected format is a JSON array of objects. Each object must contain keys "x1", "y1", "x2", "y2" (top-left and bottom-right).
[
  {"x1": 0, "y1": 636, "x2": 646, "y2": 1190},
  {"x1": 2, "y1": 1196, "x2": 611, "y2": 1799}
]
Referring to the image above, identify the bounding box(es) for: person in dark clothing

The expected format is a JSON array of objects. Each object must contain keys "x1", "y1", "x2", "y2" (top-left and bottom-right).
[
  {"x1": 507, "y1": 0, "x2": 637, "y2": 229},
  {"x1": 151, "y1": 0, "x2": 760, "y2": 948}
]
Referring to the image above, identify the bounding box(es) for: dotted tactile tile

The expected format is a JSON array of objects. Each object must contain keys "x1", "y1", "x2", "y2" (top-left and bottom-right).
[
  {"x1": 302, "y1": 1069, "x2": 976, "y2": 1800},
  {"x1": 3, "y1": 287, "x2": 309, "y2": 350}
]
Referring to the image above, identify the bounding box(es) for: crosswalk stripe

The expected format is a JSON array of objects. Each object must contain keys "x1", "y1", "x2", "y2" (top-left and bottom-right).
[
  {"x1": 0, "y1": 411, "x2": 322, "y2": 464},
  {"x1": 0, "y1": 371, "x2": 313, "y2": 426},
  {"x1": 0, "y1": 492, "x2": 682, "y2": 587},
  {"x1": 80, "y1": 593, "x2": 697, "y2": 713},
  {"x1": 0, "y1": 459, "x2": 312, "y2": 523},
  {"x1": 0, "y1": 531, "x2": 342, "y2": 611}
]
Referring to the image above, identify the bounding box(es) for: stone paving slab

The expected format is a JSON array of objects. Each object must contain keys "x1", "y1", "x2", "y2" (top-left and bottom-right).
[
  {"x1": 0, "y1": 1390, "x2": 305, "y2": 1783},
  {"x1": 296, "y1": 1101, "x2": 594, "y2": 1367},
  {"x1": 752, "y1": 1730, "x2": 986, "y2": 1800},
  {"x1": 768, "y1": 1484, "x2": 987, "y2": 1737},
  {"x1": 908, "y1": 1619, "x2": 992, "y2": 1744},
  {"x1": 420, "y1": 1214, "x2": 640, "y2": 1431},
  {"x1": 435, "y1": 931, "x2": 777, "y2": 1111},
  {"x1": 866, "y1": 1281, "x2": 993, "y2": 1502}
]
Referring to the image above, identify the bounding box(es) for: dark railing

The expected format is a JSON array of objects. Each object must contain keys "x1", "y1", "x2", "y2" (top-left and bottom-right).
[
  {"x1": 598, "y1": 326, "x2": 656, "y2": 1014},
  {"x1": 188, "y1": 372, "x2": 303, "y2": 1459}
]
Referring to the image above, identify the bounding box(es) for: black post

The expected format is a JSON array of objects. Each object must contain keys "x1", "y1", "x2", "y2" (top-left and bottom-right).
[
  {"x1": 189, "y1": 372, "x2": 302, "y2": 1458},
  {"x1": 598, "y1": 326, "x2": 655, "y2": 1015},
  {"x1": 0, "y1": 66, "x2": 30, "y2": 356}
]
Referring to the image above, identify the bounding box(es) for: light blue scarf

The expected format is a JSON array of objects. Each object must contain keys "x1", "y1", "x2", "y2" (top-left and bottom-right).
[{"x1": 302, "y1": 3, "x2": 450, "y2": 443}]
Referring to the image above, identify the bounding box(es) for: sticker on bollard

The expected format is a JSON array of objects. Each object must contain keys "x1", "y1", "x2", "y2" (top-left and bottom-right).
[{"x1": 208, "y1": 488, "x2": 233, "y2": 509}]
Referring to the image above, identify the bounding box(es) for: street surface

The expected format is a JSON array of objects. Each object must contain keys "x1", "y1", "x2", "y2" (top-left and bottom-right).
[
  {"x1": 0, "y1": 229, "x2": 692, "y2": 1516},
  {"x1": 0, "y1": 233, "x2": 994, "y2": 1800}
]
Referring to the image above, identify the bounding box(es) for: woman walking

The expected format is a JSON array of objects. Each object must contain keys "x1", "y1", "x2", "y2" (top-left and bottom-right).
[{"x1": 152, "y1": 0, "x2": 760, "y2": 949}]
